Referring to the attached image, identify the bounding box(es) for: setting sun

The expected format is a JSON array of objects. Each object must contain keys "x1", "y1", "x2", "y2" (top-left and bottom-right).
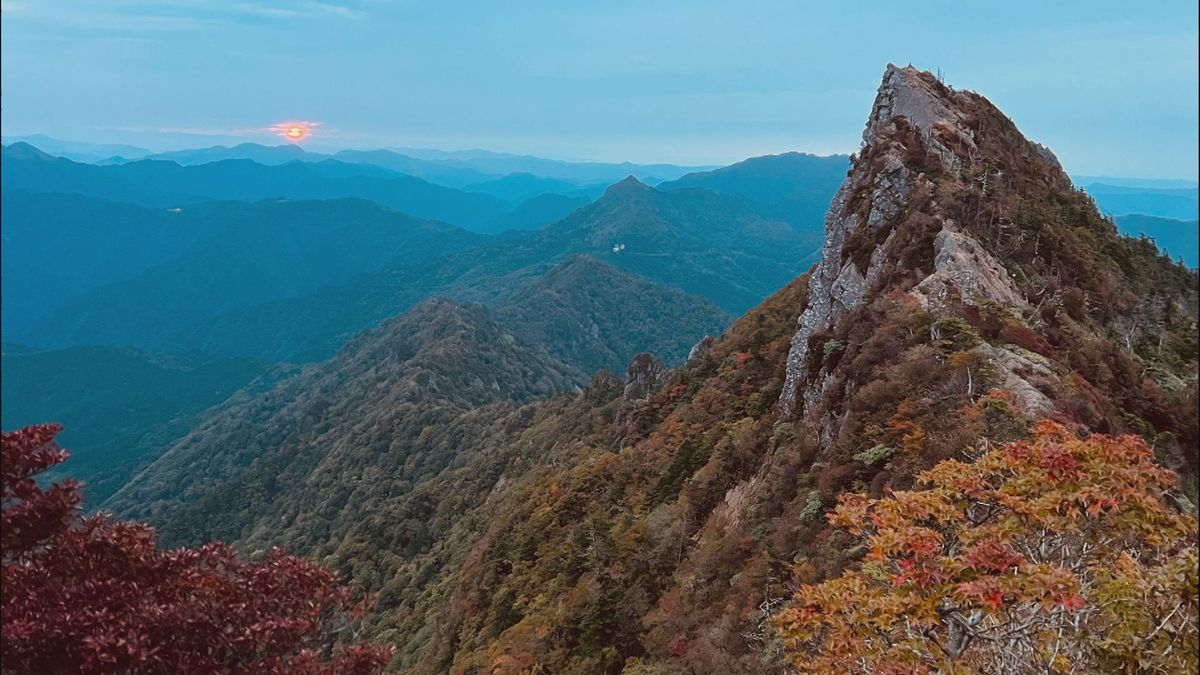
[{"x1": 268, "y1": 120, "x2": 318, "y2": 142}]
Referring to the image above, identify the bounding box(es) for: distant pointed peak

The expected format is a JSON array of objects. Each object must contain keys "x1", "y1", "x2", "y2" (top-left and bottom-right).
[
  {"x1": 602, "y1": 175, "x2": 650, "y2": 197},
  {"x1": 3, "y1": 142, "x2": 57, "y2": 161}
]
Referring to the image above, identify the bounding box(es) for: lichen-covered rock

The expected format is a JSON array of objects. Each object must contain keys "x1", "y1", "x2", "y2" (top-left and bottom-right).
[
  {"x1": 913, "y1": 229, "x2": 1028, "y2": 310},
  {"x1": 623, "y1": 352, "x2": 669, "y2": 400},
  {"x1": 972, "y1": 343, "x2": 1056, "y2": 416}
]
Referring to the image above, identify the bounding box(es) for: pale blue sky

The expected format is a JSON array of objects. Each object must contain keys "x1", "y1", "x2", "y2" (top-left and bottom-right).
[{"x1": 1, "y1": 1, "x2": 1196, "y2": 177}]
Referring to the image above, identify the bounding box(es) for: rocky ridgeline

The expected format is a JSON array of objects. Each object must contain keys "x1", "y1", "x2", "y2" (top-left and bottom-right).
[{"x1": 779, "y1": 64, "x2": 1070, "y2": 422}]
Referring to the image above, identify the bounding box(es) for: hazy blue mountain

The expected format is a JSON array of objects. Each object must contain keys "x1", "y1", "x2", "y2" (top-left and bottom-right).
[
  {"x1": 330, "y1": 149, "x2": 498, "y2": 187},
  {"x1": 17, "y1": 198, "x2": 483, "y2": 350},
  {"x1": 386, "y1": 146, "x2": 715, "y2": 183},
  {"x1": 144, "y1": 144, "x2": 504, "y2": 187},
  {"x1": 464, "y1": 173, "x2": 605, "y2": 203},
  {"x1": 1075, "y1": 175, "x2": 1198, "y2": 190},
  {"x1": 479, "y1": 193, "x2": 591, "y2": 233},
  {"x1": 1083, "y1": 182, "x2": 1199, "y2": 220},
  {"x1": 658, "y1": 152, "x2": 849, "y2": 229},
  {"x1": 536, "y1": 177, "x2": 822, "y2": 311},
  {"x1": 1, "y1": 189, "x2": 226, "y2": 334},
  {"x1": 145, "y1": 142, "x2": 317, "y2": 166},
  {"x1": 136, "y1": 177, "x2": 820, "y2": 362},
  {"x1": 1, "y1": 343, "x2": 275, "y2": 506},
  {"x1": 1113, "y1": 214, "x2": 1199, "y2": 267},
  {"x1": 2, "y1": 143, "x2": 513, "y2": 231},
  {"x1": 0, "y1": 134, "x2": 152, "y2": 163}
]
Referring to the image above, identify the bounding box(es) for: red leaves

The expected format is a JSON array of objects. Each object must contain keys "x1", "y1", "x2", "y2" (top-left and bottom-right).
[
  {"x1": 962, "y1": 541, "x2": 1025, "y2": 573},
  {"x1": 1, "y1": 424, "x2": 80, "y2": 560},
  {"x1": 1, "y1": 425, "x2": 392, "y2": 674},
  {"x1": 957, "y1": 577, "x2": 1008, "y2": 610},
  {"x1": 1036, "y1": 442, "x2": 1082, "y2": 482}
]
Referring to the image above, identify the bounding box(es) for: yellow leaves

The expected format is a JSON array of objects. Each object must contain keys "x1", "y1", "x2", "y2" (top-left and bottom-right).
[{"x1": 776, "y1": 420, "x2": 1200, "y2": 671}]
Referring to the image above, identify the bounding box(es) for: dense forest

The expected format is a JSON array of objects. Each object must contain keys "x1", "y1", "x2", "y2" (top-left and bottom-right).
[{"x1": 74, "y1": 66, "x2": 1199, "y2": 673}]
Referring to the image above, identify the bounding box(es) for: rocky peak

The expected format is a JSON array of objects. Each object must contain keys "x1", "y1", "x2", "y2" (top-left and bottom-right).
[
  {"x1": 865, "y1": 65, "x2": 969, "y2": 144},
  {"x1": 777, "y1": 65, "x2": 1067, "y2": 418}
]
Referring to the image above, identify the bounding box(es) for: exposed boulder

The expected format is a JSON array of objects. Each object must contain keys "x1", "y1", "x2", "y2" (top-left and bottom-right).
[{"x1": 623, "y1": 352, "x2": 669, "y2": 400}]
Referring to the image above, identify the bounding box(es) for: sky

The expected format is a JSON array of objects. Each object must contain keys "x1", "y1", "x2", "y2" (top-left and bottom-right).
[{"x1": 2, "y1": 0, "x2": 1197, "y2": 178}]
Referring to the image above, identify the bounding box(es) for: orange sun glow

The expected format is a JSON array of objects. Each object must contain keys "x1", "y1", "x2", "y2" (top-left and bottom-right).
[{"x1": 268, "y1": 121, "x2": 319, "y2": 142}]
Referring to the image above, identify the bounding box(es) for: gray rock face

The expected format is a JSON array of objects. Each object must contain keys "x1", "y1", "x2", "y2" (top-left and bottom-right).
[
  {"x1": 972, "y1": 343, "x2": 1056, "y2": 416},
  {"x1": 623, "y1": 352, "x2": 669, "y2": 400},
  {"x1": 687, "y1": 335, "x2": 716, "y2": 362},
  {"x1": 778, "y1": 64, "x2": 1030, "y2": 418},
  {"x1": 865, "y1": 66, "x2": 967, "y2": 141},
  {"x1": 912, "y1": 229, "x2": 1028, "y2": 310},
  {"x1": 779, "y1": 67, "x2": 934, "y2": 417}
]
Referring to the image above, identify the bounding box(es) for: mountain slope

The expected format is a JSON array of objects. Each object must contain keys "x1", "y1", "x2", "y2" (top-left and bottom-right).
[
  {"x1": 105, "y1": 299, "x2": 584, "y2": 544},
  {"x1": 536, "y1": 176, "x2": 823, "y2": 313},
  {"x1": 136, "y1": 178, "x2": 818, "y2": 362},
  {"x1": 413, "y1": 65, "x2": 1198, "y2": 673},
  {"x1": 658, "y1": 152, "x2": 849, "y2": 229},
  {"x1": 0, "y1": 189, "x2": 226, "y2": 335},
  {"x1": 495, "y1": 255, "x2": 732, "y2": 374},
  {"x1": 18, "y1": 199, "x2": 482, "y2": 351},
  {"x1": 1, "y1": 144, "x2": 512, "y2": 231},
  {"x1": 480, "y1": 193, "x2": 591, "y2": 233},
  {"x1": 113, "y1": 65, "x2": 1199, "y2": 674},
  {"x1": 1, "y1": 343, "x2": 274, "y2": 505}
]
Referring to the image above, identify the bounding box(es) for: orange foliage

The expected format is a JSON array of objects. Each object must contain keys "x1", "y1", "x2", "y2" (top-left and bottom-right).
[{"x1": 774, "y1": 421, "x2": 1198, "y2": 674}]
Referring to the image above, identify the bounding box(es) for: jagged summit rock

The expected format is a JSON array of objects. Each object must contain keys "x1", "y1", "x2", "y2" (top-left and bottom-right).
[{"x1": 779, "y1": 64, "x2": 1111, "y2": 418}]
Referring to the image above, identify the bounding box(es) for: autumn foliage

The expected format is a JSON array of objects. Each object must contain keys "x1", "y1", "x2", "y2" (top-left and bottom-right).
[
  {"x1": 774, "y1": 421, "x2": 1199, "y2": 674},
  {"x1": 1, "y1": 424, "x2": 392, "y2": 674}
]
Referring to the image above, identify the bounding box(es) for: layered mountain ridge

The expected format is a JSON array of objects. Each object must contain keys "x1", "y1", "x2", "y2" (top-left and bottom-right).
[{"x1": 110, "y1": 65, "x2": 1198, "y2": 673}]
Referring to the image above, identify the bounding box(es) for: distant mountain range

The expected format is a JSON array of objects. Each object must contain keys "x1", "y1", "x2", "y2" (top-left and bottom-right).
[
  {"x1": 3, "y1": 146, "x2": 837, "y2": 370},
  {"x1": 3, "y1": 134, "x2": 715, "y2": 187},
  {"x1": 1082, "y1": 182, "x2": 1198, "y2": 221},
  {"x1": 659, "y1": 152, "x2": 849, "y2": 227},
  {"x1": 66, "y1": 176, "x2": 817, "y2": 364},
  {"x1": 1070, "y1": 181, "x2": 1198, "y2": 265},
  {"x1": 1, "y1": 143, "x2": 515, "y2": 232},
  {"x1": 0, "y1": 134, "x2": 154, "y2": 163},
  {"x1": 3, "y1": 191, "x2": 484, "y2": 345}
]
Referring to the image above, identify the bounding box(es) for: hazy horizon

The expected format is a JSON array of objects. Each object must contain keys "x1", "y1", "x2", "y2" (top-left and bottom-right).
[{"x1": 2, "y1": 1, "x2": 1197, "y2": 178}]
